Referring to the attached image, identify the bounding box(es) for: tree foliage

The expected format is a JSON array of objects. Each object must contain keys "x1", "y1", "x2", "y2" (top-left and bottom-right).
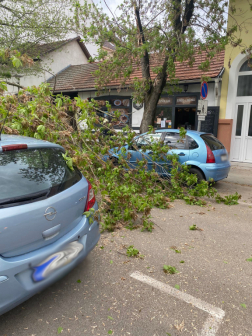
[
  {"x1": 76, "y1": 0, "x2": 252, "y2": 132},
  {"x1": 0, "y1": 85, "x2": 239, "y2": 231},
  {"x1": 0, "y1": 0, "x2": 77, "y2": 82}
]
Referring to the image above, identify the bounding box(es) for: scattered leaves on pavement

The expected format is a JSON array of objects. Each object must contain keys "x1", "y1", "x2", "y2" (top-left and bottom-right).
[{"x1": 163, "y1": 265, "x2": 178, "y2": 274}]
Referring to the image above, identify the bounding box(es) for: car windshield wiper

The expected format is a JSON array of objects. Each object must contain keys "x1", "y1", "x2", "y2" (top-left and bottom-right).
[{"x1": 0, "y1": 189, "x2": 50, "y2": 206}]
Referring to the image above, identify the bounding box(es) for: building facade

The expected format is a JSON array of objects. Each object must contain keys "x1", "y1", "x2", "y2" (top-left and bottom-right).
[
  {"x1": 219, "y1": 0, "x2": 252, "y2": 164},
  {"x1": 48, "y1": 51, "x2": 224, "y2": 135}
]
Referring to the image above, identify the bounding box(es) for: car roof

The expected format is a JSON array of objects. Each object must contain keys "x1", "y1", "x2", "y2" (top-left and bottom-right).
[
  {"x1": 0, "y1": 134, "x2": 63, "y2": 150},
  {"x1": 154, "y1": 129, "x2": 206, "y2": 136}
]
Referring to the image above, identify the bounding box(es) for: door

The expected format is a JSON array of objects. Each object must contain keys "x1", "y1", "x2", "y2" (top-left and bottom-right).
[
  {"x1": 231, "y1": 103, "x2": 252, "y2": 162},
  {"x1": 166, "y1": 132, "x2": 189, "y2": 165}
]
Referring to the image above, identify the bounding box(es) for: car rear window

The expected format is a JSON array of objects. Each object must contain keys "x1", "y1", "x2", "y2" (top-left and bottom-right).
[
  {"x1": 0, "y1": 147, "x2": 81, "y2": 206},
  {"x1": 200, "y1": 134, "x2": 225, "y2": 151}
]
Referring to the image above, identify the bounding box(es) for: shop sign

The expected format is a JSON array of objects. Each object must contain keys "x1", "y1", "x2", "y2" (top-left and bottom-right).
[
  {"x1": 133, "y1": 101, "x2": 143, "y2": 110},
  {"x1": 158, "y1": 97, "x2": 173, "y2": 105},
  {"x1": 176, "y1": 96, "x2": 197, "y2": 105}
]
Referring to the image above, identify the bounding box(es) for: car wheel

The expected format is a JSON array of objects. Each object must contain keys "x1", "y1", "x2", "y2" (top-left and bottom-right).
[{"x1": 189, "y1": 167, "x2": 205, "y2": 183}]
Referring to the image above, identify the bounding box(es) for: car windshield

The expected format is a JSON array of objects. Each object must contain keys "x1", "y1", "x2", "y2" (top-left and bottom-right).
[{"x1": 0, "y1": 147, "x2": 81, "y2": 203}]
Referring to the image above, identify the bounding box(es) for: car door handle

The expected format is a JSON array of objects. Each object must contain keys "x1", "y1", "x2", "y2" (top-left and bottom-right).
[{"x1": 178, "y1": 152, "x2": 186, "y2": 156}]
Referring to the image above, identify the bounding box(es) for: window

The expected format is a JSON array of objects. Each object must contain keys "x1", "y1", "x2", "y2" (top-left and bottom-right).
[
  {"x1": 237, "y1": 60, "x2": 252, "y2": 96},
  {"x1": 235, "y1": 105, "x2": 244, "y2": 136},
  {"x1": 239, "y1": 60, "x2": 252, "y2": 72},
  {"x1": 248, "y1": 106, "x2": 252, "y2": 137},
  {"x1": 136, "y1": 133, "x2": 163, "y2": 146},
  {"x1": 135, "y1": 132, "x2": 185, "y2": 149},
  {"x1": 187, "y1": 136, "x2": 199, "y2": 149},
  {"x1": 237, "y1": 76, "x2": 252, "y2": 96},
  {"x1": 0, "y1": 148, "x2": 81, "y2": 206},
  {"x1": 201, "y1": 134, "x2": 225, "y2": 151},
  {"x1": 95, "y1": 98, "x2": 131, "y2": 128},
  {"x1": 154, "y1": 107, "x2": 172, "y2": 128},
  {"x1": 163, "y1": 132, "x2": 185, "y2": 149}
]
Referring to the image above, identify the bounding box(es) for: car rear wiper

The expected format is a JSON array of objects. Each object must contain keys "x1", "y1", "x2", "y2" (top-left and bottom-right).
[{"x1": 0, "y1": 189, "x2": 50, "y2": 206}]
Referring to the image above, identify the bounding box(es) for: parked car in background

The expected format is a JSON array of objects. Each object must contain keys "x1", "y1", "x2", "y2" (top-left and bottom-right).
[
  {"x1": 0, "y1": 135, "x2": 100, "y2": 315},
  {"x1": 105, "y1": 129, "x2": 231, "y2": 182}
]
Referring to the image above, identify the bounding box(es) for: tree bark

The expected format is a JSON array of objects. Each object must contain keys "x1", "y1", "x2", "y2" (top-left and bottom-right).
[{"x1": 140, "y1": 57, "x2": 168, "y2": 133}]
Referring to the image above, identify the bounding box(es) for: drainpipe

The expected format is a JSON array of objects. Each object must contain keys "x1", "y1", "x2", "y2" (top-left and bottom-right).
[{"x1": 214, "y1": 78, "x2": 220, "y2": 106}]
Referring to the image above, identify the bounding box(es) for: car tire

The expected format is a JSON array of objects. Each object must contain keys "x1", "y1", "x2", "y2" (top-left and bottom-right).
[{"x1": 189, "y1": 167, "x2": 205, "y2": 183}]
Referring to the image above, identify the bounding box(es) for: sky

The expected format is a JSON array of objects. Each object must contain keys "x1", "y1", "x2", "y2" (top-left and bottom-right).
[{"x1": 93, "y1": 0, "x2": 122, "y2": 15}]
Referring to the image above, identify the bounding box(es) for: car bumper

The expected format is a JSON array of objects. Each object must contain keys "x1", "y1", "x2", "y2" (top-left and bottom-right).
[
  {"x1": 201, "y1": 162, "x2": 231, "y2": 182},
  {"x1": 0, "y1": 211, "x2": 100, "y2": 316}
]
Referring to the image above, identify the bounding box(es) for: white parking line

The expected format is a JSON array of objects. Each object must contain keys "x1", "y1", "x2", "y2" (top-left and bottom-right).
[{"x1": 130, "y1": 271, "x2": 225, "y2": 336}]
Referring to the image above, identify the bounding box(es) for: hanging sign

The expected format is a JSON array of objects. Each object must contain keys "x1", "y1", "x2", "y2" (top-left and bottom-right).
[
  {"x1": 197, "y1": 100, "x2": 208, "y2": 116},
  {"x1": 201, "y1": 81, "x2": 208, "y2": 100}
]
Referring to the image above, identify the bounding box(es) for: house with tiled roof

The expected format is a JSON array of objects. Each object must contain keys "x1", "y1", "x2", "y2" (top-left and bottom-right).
[
  {"x1": 7, "y1": 36, "x2": 91, "y2": 94},
  {"x1": 47, "y1": 50, "x2": 225, "y2": 134}
]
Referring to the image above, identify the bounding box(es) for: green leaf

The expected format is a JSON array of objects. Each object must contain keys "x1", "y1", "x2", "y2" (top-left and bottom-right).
[
  {"x1": 174, "y1": 284, "x2": 180, "y2": 290},
  {"x1": 246, "y1": 258, "x2": 252, "y2": 262},
  {"x1": 110, "y1": 260, "x2": 113, "y2": 264},
  {"x1": 57, "y1": 327, "x2": 63, "y2": 334},
  {"x1": 0, "y1": 82, "x2": 7, "y2": 91},
  {"x1": 240, "y1": 303, "x2": 246, "y2": 309},
  {"x1": 180, "y1": 260, "x2": 185, "y2": 263},
  {"x1": 77, "y1": 279, "x2": 81, "y2": 283},
  {"x1": 11, "y1": 56, "x2": 22, "y2": 68},
  {"x1": 108, "y1": 330, "x2": 113, "y2": 335},
  {"x1": 108, "y1": 316, "x2": 114, "y2": 320}
]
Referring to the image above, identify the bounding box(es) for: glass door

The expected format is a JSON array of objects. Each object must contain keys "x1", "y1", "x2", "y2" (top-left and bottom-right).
[
  {"x1": 231, "y1": 103, "x2": 252, "y2": 162},
  {"x1": 243, "y1": 104, "x2": 252, "y2": 162},
  {"x1": 231, "y1": 104, "x2": 245, "y2": 161}
]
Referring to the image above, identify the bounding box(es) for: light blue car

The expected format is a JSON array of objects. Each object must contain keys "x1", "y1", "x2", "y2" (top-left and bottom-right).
[
  {"x1": 106, "y1": 129, "x2": 231, "y2": 182},
  {"x1": 0, "y1": 135, "x2": 100, "y2": 315}
]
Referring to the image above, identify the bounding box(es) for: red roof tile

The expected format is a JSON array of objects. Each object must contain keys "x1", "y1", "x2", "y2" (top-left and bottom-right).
[{"x1": 48, "y1": 50, "x2": 224, "y2": 92}]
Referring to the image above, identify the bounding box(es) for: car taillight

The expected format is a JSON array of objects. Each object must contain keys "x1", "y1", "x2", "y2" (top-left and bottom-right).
[
  {"x1": 2, "y1": 144, "x2": 28, "y2": 151},
  {"x1": 84, "y1": 180, "x2": 96, "y2": 212},
  {"x1": 206, "y1": 144, "x2": 215, "y2": 163}
]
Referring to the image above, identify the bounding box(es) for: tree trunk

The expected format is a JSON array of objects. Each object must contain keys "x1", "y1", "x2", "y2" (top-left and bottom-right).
[{"x1": 140, "y1": 58, "x2": 168, "y2": 133}]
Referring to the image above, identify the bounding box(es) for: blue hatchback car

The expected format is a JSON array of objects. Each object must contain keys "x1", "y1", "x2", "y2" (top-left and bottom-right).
[
  {"x1": 0, "y1": 135, "x2": 100, "y2": 315},
  {"x1": 107, "y1": 129, "x2": 231, "y2": 182}
]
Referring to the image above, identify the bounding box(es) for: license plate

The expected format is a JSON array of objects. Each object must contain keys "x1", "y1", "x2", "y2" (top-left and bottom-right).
[
  {"x1": 32, "y1": 241, "x2": 83, "y2": 282},
  {"x1": 221, "y1": 154, "x2": 227, "y2": 161}
]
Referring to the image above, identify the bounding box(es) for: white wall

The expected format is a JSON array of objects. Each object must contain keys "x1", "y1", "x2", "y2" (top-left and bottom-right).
[
  {"x1": 178, "y1": 82, "x2": 217, "y2": 106},
  {"x1": 7, "y1": 40, "x2": 89, "y2": 94}
]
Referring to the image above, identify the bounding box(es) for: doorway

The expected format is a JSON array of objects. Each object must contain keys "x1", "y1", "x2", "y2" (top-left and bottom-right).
[
  {"x1": 175, "y1": 107, "x2": 196, "y2": 130},
  {"x1": 231, "y1": 103, "x2": 252, "y2": 162}
]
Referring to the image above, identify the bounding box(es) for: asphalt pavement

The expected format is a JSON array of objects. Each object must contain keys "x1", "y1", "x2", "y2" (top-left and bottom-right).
[{"x1": 1, "y1": 166, "x2": 252, "y2": 336}]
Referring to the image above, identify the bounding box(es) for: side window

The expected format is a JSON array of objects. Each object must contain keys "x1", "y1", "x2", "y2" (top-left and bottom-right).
[
  {"x1": 164, "y1": 133, "x2": 185, "y2": 149},
  {"x1": 136, "y1": 133, "x2": 162, "y2": 146},
  {"x1": 187, "y1": 136, "x2": 199, "y2": 150}
]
